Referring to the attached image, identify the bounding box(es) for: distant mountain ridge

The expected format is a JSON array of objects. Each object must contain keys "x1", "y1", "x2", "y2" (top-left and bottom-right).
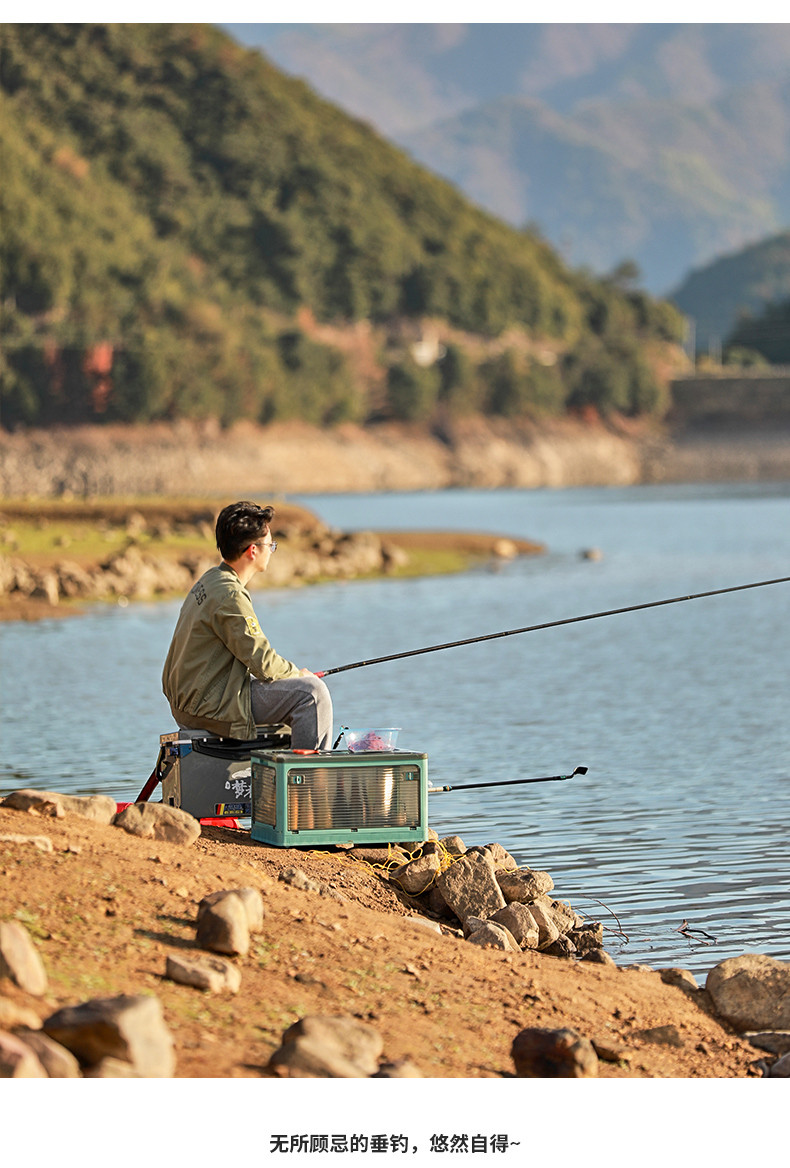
[
  {"x1": 671, "y1": 230, "x2": 790, "y2": 353},
  {"x1": 223, "y1": 23, "x2": 790, "y2": 295}
]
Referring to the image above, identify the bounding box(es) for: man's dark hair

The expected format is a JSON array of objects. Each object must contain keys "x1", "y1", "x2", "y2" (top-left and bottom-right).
[{"x1": 215, "y1": 501, "x2": 274, "y2": 561}]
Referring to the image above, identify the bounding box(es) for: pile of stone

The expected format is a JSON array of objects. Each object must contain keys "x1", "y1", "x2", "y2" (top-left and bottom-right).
[
  {"x1": 384, "y1": 836, "x2": 607, "y2": 961},
  {"x1": 0, "y1": 511, "x2": 407, "y2": 608},
  {"x1": 0, "y1": 543, "x2": 211, "y2": 606}
]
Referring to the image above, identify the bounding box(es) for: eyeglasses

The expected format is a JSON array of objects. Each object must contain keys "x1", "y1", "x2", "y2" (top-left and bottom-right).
[{"x1": 250, "y1": 539, "x2": 277, "y2": 553}]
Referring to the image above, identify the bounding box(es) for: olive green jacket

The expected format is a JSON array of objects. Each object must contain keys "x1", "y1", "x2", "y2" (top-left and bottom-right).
[{"x1": 162, "y1": 563, "x2": 300, "y2": 739}]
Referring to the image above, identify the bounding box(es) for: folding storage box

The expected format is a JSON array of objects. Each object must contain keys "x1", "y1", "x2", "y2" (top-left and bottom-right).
[
  {"x1": 158, "y1": 725, "x2": 291, "y2": 819},
  {"x1": 250, "y1": 748, "x2": 429, "y2": 847}
]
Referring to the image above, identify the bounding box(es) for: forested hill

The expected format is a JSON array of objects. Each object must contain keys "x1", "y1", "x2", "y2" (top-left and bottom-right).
[{"x1": 0, "y1": 23, "x2": 685, "y2": 431}]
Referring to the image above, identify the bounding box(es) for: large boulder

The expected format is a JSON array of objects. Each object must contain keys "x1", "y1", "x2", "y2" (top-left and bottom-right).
[
  {"x1": 268, "y1": 1015, "x2": 384, "y2": 1078},
  {"x1": 165, "y1": 952, "x2": 242, "y2": 994},
  {"x1": 706, "y1": 954, "x2": 790, "y2": 1031},
  {"x1": 43, "y1": 994, "x2": 176, "y2": 1077},
  {"x1": 195, "y1": 895, "x2": 250, "y2": 957},
  {"x1": 525, "y1": 901, "x2": 561, "y2": 951},
  {"x1": 390, "y1": 852, "x2": 441, "y2": 895},
  {"x1": 511, "y1": 1027, "x2": 598, "y2": 1078},
  {"x1": 496, "y1": 868, "x2": 554, "y2": 903},
  {"x1": 14, "y1": 1029, "x2": 81, "y2": 1078},
  {"x1": 489, "y1": 903, "x2": 540, "y2": 949},
  {"x1": 113, "y1": 802, "x2": 201, "y2": 845},
  {"x1": 1, "y1": 788, "x2": 116, "y2": 824},
  {"x1": 466, "y1": 921, "x2": 520, "y2": 952},
  {"x1": 0, "y1": 921, "x2": 48, "y2": 996},
  {"x1": 435, "y1": 850, "x2": 506, "y2": 924},
  {"x1": 197, "y1": 888, "x2": 265, "y2": 933},
  {"x1": 0, "y1": 1030, "x2": 47, "y2": 1078}
]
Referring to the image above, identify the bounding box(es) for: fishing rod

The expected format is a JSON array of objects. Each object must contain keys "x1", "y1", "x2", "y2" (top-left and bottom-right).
[
  {"x1": 314, "y1": 575, "x2": 790, "y2": 678},
  {"x1": 428, "y1": 765, "x2": 587, "y2": 795}
]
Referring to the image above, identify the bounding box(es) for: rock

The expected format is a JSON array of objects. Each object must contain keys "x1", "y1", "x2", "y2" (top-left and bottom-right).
[
  {"x1": 0, "y1": 921, "x2": 48, "y2": 996},
  {"x1": 493, "y1": 538, "x2": 518, "y2": 559},
  {"x1": 279, "y1": 867, "x2": 322, "y2": 894},
  {"x1": 268, "y1": 1015, "x2": 384, "y2": 1078},
  {"x1": 0, "y1": 790, "x2": 64, "y2": 818},
  {"x1": 496, "y1": 868, "x2": 554, "y2": 903},
  {"x1": 56, "y1": 560, "x2": 95, "y2": 599},
  {"x1": 462, "y1": 916, "x2": 487, "y2": 937},
  {"x1": 525, "y1": 902, "x2": 561, "y2": 951},
  {"x1": 58, "y1": 792, "x2": 117, "y2": 823},
  {"x1": 423, "y1": 884, "x2": 455, "y2": 919},
  {"x1": 542, "y1": 935, "x2": 577, "y2": 958},
  {"x1": 769, "y1": 1052, "x2": 790, "y2": 1077},
  {"x1": 417, "y1": 840, "x2": 441, "y2": 857},
  {"x1": 439, "y1": 836, "x2": 466, "y2": 856},
  {"x1": 548, "y1": 899, "x2": 577, "y2": 934},
  {"x1": 195, "y1": 896, "x2": 250, "y2": 957},
  {"x1": 1, "y1": 788, "x2": 116, "y2": 825},
  {"x1": 0, "y1": 1030, "x2": 48, "y2": 1077},
  {"x1": 0, "y1": 996, "x2": 42, "y2": 1030},
  {"x1": 197, "y1": 888, "x2": 265, "y2": 933},
  {"x1": 390, "y1": 852, "x2": 440, "y2": 895},
  {"x1": 511, "y1": 1027, "x2": 598, "y2": 1078},
  {"x1": 402, "y1": 916, "x2": 442, "y2": 936},
  {"x1": 470, "y1": 842, "x2": 517, "y2": 871},
  {"x1": 466, "y1": 921, "x2": 520, "y2": 952},
  {"x1": 581, "y1": 948, "x2": 617, "y2": 966},
  {"x1": 568, "y1": 922, "x2": 604, "y2": 954},
  {"x1": 489, "y1": 903, "x2": 540, "y2": 950},
  {"x1": 435, "y1": 850, "x2": 506, "y2": 924},
  {"x1": 113, "y1": 802, "x2": 201, "y2": 845},
  {"x1": 30, "y1": 569, "x2": 59, "y2": 605},
  {"x1": 165, "y1": 952, "x2": 242, "y2": 993},
  {"x1": 43, "y1": 994, "x2": 176, "y2": 1077},
  {"x1": 14, "y1": 1029, "x2": 81, "y2": 1077},
  {"x1": 743, "y1": 1031, "x2": 790, "y2": 1057},
  {"x1": 0, "y1": 833, "x2": 53, "y2": 853},
  {"x1": 706, "y1": 954, "x2": 790, "y2": 1031},
  {"x1": 659, "y1": 967, "x2": 699, "y2": 991}
]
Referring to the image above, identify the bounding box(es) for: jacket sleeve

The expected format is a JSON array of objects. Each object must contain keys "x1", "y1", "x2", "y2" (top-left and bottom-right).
[{"x1": 211, "y1": 588, "x2": 300, "y2": 682}]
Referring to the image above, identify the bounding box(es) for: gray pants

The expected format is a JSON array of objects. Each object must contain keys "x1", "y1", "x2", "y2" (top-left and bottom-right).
[{"x1": 251, "y1": 674, "x2": 333, "y2": 750}]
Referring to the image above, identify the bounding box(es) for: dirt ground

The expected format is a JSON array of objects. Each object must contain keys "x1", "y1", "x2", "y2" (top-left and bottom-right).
[{"x1": 0, "y1": 802, "x2": 764, "y2": 1082}]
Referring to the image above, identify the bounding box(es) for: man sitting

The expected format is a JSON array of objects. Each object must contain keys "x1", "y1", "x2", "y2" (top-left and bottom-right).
[{"x1": 162, "y1": 500, "x2": 332, "y2": 749}]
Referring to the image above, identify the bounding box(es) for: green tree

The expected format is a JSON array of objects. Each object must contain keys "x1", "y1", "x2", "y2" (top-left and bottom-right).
[{"x1": 386, "y1": 357, "x2": 441, "y2": 422}]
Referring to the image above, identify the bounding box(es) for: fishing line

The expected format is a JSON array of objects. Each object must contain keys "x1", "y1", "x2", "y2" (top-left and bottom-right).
[{"x1": 315, "y1": 574, "x2": 790, "y2": 678}]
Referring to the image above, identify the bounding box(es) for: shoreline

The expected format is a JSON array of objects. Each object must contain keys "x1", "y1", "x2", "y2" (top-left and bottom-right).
[
  {"x1": 3, "y1": 417, "x2": 790, "y2": 499},
  {"x1": 0, "y1": 497, "x2": 542, "y2": 622},
  {"x1": 0, "y1": 792, "x2": 775, "y2": 1080}
]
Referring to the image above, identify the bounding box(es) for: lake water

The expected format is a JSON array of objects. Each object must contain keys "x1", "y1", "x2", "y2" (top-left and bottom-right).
[{"x1": 2, "y1": 482, "x2": 789, "y2": 977}]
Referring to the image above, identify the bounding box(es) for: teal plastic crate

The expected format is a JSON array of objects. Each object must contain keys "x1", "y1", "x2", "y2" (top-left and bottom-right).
[{"x1": 250, "y1": 749, "x2": 428, "y2": 847}]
